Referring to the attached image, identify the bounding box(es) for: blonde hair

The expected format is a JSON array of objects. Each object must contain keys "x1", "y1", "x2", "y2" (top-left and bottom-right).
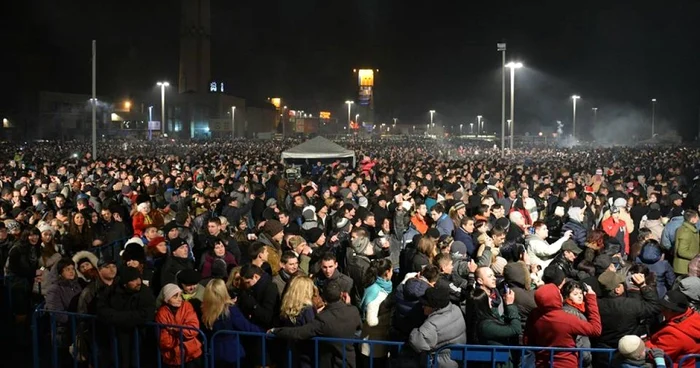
[
  {"x1": 201, "y1": 279, "x2": 234, "y2": 329},
  {"x1": 225, "y1": 266, "x2": 242, "y2": 291},
  {"x1": 287, "y1": 236, "x2": 306, "y2": 252},
  {"x1": 280, "y1": 276, "x2": 314, "y2": 324}
]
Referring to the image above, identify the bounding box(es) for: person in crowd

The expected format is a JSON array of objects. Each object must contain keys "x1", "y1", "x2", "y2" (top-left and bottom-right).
[
  {"x1": 154, "y1": 284, "x2": 203, "y2": 368},
  {"x1": 6, "y1": 228, "x2": 41, "y2": 322},
  {"x1": 272, "y1": 251, "x2": 302, "y2": 296},
  {"x1": 526, "y1": 221, "x2": 572, "y2": 278},
  {"x1": 434, "y1": 253, "x2": 468, "y2": 304},
  {"x1": 561, "y1": 206, "x2": 588, "y2": 248},
  {"x1": 236, "y1": 264, "x2": 281, "y2": 329},
  {"x1": 545, "y1": 239, "x2": 587, "y2": 281},
  {"x1": 279, "y1": 275, "x2": 318, "y2": 368},
  {"x1": 635, "y1": 239, "x2": 676, "y2": 298},
  {"x1": 409, "y1": 287, "x2": 467, "y2": 368},
  {"x1": 313, "y1": 252, "x2": 353, "y2": 295},
  {"x1": 593, "y1": 270, "x2": 659, "y2": 365},
  {"x1": 645, "y1": 289, "x2": 700, "y2": 367},
  {"x1": 45, "y1": 257, "x2": 83, "y2": 359},
  {"x1": 64, "y1": 212, "x2": 93, "y2": 253},
  {"x1": 200, "y1": 239, "x2": 237, "y2": 278},
  {"x1": 674, "y1": 210, "x2": 699, "y2": 276},
  {"x1": 258, "y1": 219, "x2": 285, "y2": 275},
  {"x1": 454, "y1": 216, "x2": 476, "y2": 258},
  {"x1": 97, "y1": 267, "x2": 156, "y2": 368},
  {"x1": 410, "y1": 203, "x2": 429, "y2": 235},
  {"x1": 502, "y1": 261, "x2": 536, "y2": 333},
  {"x1": 359, "y1": 259, "x2": 393, "y2": 367},
  {"x1": 526, "y1": 283, "x2": 602, "y2": 368},
  {"x1": 390, "y1": 264, "x2": 439, "y2": 343},
  {"x1": 614, "y1": 335, "x2": 667, "y2": 368},
  {"x1": 411, "y1": 237, "x2": 437, "y2": 272},
  {"x1": 431, "y1": 203, "x2": 454, "y2": 237},
  {"x1": 271, "y1": 280, "x2": 363, "y2": 368},
  {"x1": 160, "y1": 238, "x2": 195, "y2": 292},
  {"x1": 466, "y1": 286, "x2": 521, "y2": 365},
  {"x1": 71, "y1": 250, "x2": 98, "y2": 288},
  {"x1": 202, "y1": 278, "x2": 265, "y2": 367},
  {"x1": 561, "y1": 280, "x2": 593, "y2": 368}
]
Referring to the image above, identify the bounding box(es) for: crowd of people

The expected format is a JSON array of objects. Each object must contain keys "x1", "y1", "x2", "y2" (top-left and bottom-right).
[{"x1": 2, "y1": 137, "x2": 700, "y2": 368}]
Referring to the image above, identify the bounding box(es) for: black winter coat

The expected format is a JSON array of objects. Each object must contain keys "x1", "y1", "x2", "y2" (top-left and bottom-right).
[
  {"x1": 274, "y1": 301, "x2": 362, "y2": 368},
  {"x1": 237, "y1": 272, "x2": 280, "y2": 329}
]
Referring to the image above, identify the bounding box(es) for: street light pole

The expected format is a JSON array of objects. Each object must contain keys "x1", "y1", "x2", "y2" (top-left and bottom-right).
[
  {"x1": 477, "y1": 115, "x2": 482, "y2": 137},
  {"x1": 157, "y1": 81, "x2": 170, "y2": 135},
  {"x1": 91, "y1": 40, "x2": 97, "y2": 159},
  {"x1": 345, "y1": 101, "x2": 353, "y2": 131},
  {"x1": 651, "y1": 98, "x2": 657, "y2": 138},
  {"x1": 498, "y1": 42, "x2": 506, "y2": 157},
  {"x1": 506, "y1": 62, "x2": 523, "y2": 150},
  {"x1": 571, "y1": 95, "x2": 580, "y2": 139},
  {"x1": 429, "y1": 110, "x2": 435, "y2": 127},
  {"x1": 470, "y1": 123, "x2": 474, "y2": 134},
  {"x1": 231, "y1": 106, "x2": 236, "y2": 139},
  {"x1": 592, "y1": 107, "x2": 598, "y2": 130},
  {"x1": 148, "y1": 106, "x2": 153, "y2": 140},
  {"x1": 460, "y1": 124, "x2": 463, "y2": 135}
]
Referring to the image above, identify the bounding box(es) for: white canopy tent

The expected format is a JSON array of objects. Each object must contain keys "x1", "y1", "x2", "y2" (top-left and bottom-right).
[{"x1": 281, "y1": 136, "x2": 356, "y2": 166}]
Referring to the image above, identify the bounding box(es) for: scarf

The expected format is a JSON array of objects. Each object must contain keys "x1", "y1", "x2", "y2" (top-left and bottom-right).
[
  {"x1": 360, "y1": 277, "x2": 393, "y2": 313},
  {"x1": 565, "y1": 298, "x2": 586, "y2": 314}
]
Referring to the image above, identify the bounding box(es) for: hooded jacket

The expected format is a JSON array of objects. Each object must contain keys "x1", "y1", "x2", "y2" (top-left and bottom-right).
[
  {"x1": 503, "y1": 262, "x2": 536, "y2": 332},
  {"x1": 525, "y1": 234, "x2": 565, "y2": 278},
  {"x1": 645, "y1": 308, "x2": 700, "y2": 368},
  {"x1": 525, "y1": 284, "x2": 602, "y2": 368},
  {"x1": 636, "y1": 244, "x2": 676, "y2": 298},
  {"x1": 71, "y1": 250, "x2": 98, "y2": 283},
  {"x1": 561, "y1": 219, "x2": 587, "y2": 248},
  {"x1": 391, "y1": 274, "x2": 431, "y2": 340}
]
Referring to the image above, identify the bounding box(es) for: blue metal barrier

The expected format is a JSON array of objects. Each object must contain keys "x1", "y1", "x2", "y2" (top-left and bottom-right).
[
  {"x1": 33, "y1": 308, "x2": 210, "y2": 368},
  {"x1": 312, "y1": 336, "x2": 404, "y2": 368},
  {"x1": 677, "y1": 354, "x2": 700, "y2": 367},
  {"x1": 140, "y1": 322, "x2": 209, "y2": 368},
  {"x1": 431, "y1": 344, "x2": 618, "y2": 368},
  {"x1": 209, "y1": 330, "x2": 294, "y2": 368},
  {"x1": 32, "y1": 306, "x2": 100, "y2": 368}
]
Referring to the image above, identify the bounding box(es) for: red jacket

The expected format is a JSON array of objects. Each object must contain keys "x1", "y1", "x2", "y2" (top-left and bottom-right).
[
  {"x1": 525, "y1": 284, "x2": 602, "y2": 368},
  {"x1": 132, "y1": 210, "x2": 165, "y2": 237},
  {"x1": 646, "y1": 308, "x2": 700, "y2": 368},
  {"x1": 601, "y1": 216, "x2": 629, "y2": 255},
  {"x1": 154, "y1": 301, "x2": 203, "y2": 366}
]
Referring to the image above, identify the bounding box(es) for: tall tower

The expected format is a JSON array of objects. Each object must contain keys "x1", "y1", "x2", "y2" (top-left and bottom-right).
[{"x1": 179, "y1": 0, "x2": 211, "y2": 94}]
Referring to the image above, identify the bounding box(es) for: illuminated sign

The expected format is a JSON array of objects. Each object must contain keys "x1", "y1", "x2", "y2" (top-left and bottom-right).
[
  {"x1": 319, "y1": 111, "x2": 331, "y2": 119},
  {"x1": 209, "y1": 82, "x2": 225, "y2": 92},
  {"x1": 270, "y1": 98, "x2": 282, "y2": 109},
  {"x1": 121, "y1": 120, "x2": 148, "y2": 130},
  {"x1": 358, "y1": 86, "x2": 372, "y2": 106},
  {"x1": 358, "y1": 69, "x2": 374, "y2": 87}
]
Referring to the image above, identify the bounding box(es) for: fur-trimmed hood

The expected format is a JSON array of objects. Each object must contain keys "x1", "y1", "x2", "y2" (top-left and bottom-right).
[{"x1": 71, "y1": 251, "x2": 98, "y2": 282}]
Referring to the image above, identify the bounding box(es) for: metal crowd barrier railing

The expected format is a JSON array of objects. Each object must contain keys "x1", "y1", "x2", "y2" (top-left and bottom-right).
[{"x1": 30, "y1": 306, "x2": 699, "y2": 368}]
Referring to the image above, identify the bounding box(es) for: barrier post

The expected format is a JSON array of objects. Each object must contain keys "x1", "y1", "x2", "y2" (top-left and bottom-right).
[{"x1": 31, "y1": 303, "x2": 43, "y2": 368}]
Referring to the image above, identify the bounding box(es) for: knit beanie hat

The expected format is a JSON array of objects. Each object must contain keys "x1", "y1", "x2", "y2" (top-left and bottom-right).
[
  {"x1": 617, "y1": 335, "x2": 645, "y2": 359},
  {"x1": 263, "y1": 220, "x2": 284, "y2": 236},
  {"x1": 490, "y1": 257, "x2": 507, "y2": 275},
  {"x1": 162, "y1": 283, "x2": 182, "y2": 302}
]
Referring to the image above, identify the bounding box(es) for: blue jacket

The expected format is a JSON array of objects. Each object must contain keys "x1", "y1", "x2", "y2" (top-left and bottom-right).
[
  {"x1": 453, "y1": 227, "x2": 476, "y2": 257},
  {"x1": 636, "y1": 244, "x2": 676, "y2": 298},
  {"x1": 660, "y1": 216, "x2": 683, "y2": 250},
  {"x1": 391, "y1": 276, "x2": 430, "y2": 340},
  {"x1": 436, "y1": 214, "x2": 454, "y2": 237},
  {"x1": 207, "y1": 305, "x2": 265, "y2": 364},
  {"x1": 561, "y1": 220, "x2": 587, "y2": 248}
]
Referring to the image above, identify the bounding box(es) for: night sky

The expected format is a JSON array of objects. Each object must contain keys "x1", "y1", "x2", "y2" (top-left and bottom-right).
[{"x1": 3, "y1": 0, "x2": 700, "y2": 138}]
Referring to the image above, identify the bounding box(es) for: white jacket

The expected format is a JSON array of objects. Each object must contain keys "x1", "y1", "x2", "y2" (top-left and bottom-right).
[{"x1": 526, "y1": 234, "x2": 566, "y2": 278}]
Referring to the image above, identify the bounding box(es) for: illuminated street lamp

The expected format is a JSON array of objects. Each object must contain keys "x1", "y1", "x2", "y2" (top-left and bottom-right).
[
  {"x1": 429, "y1": 110, "x2": 435, "y2": 126},
  {"x1": 571, "y1": 95, "x2": 581, "y2": 139},
  {"x1": 470, "y1": 123, "x2": 474, "y2": 134},
  {"x1": 345, "y1": 101, "x2": 353, "y2": 130},
  {"x1": 460, "y1": 123, "x2": 463, "y2": 135},
  {"x1": 156, "y1": 81, "x2": 170, "y2": 134},
  {"x1": 124, "y1": 101, "x2": 132, "y2": 110},
  {"x1": 477, "y1": 115, "x2": 483, "y2": 136},
  {"x1": 651, "y1": 99, "x2": 657, "y2": 138},
  {"x1": 506, "y1": 62, "x2": 523, "y2": 149}
]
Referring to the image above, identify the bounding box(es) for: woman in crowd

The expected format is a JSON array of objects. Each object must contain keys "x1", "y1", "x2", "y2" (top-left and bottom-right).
[
  {"x1": 201, "y1": 279, "x2": 265, "y2": 367},
  {"x1": 64, "y1": 212, "x2": 93, "y2": 254},
  {"x1": 411, "y1": 237, "x2": 436, "y2": 272},
  {"x1": 6, "y1": 228, "x2": 41, "y2": 321},
  {"x1": 200, "y1": 239, "x2": 237, "y2": 278},
  {"x1": 561, "y1": 281, "x2": 593, "y2": 368},
  {"x1": 360, "y1": 259, "x2": 394, "y2": 367},
  {"x1": 155, "y1": 284, "x2": 203, "y2": 368},
  {"x1": 279, "y1": 276, "x2": 317, "y2": 368}
]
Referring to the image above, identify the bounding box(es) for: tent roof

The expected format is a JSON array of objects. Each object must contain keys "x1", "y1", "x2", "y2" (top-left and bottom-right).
[{"x1": 282, "y1": 136, "x2": 355, "y2": 157}]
